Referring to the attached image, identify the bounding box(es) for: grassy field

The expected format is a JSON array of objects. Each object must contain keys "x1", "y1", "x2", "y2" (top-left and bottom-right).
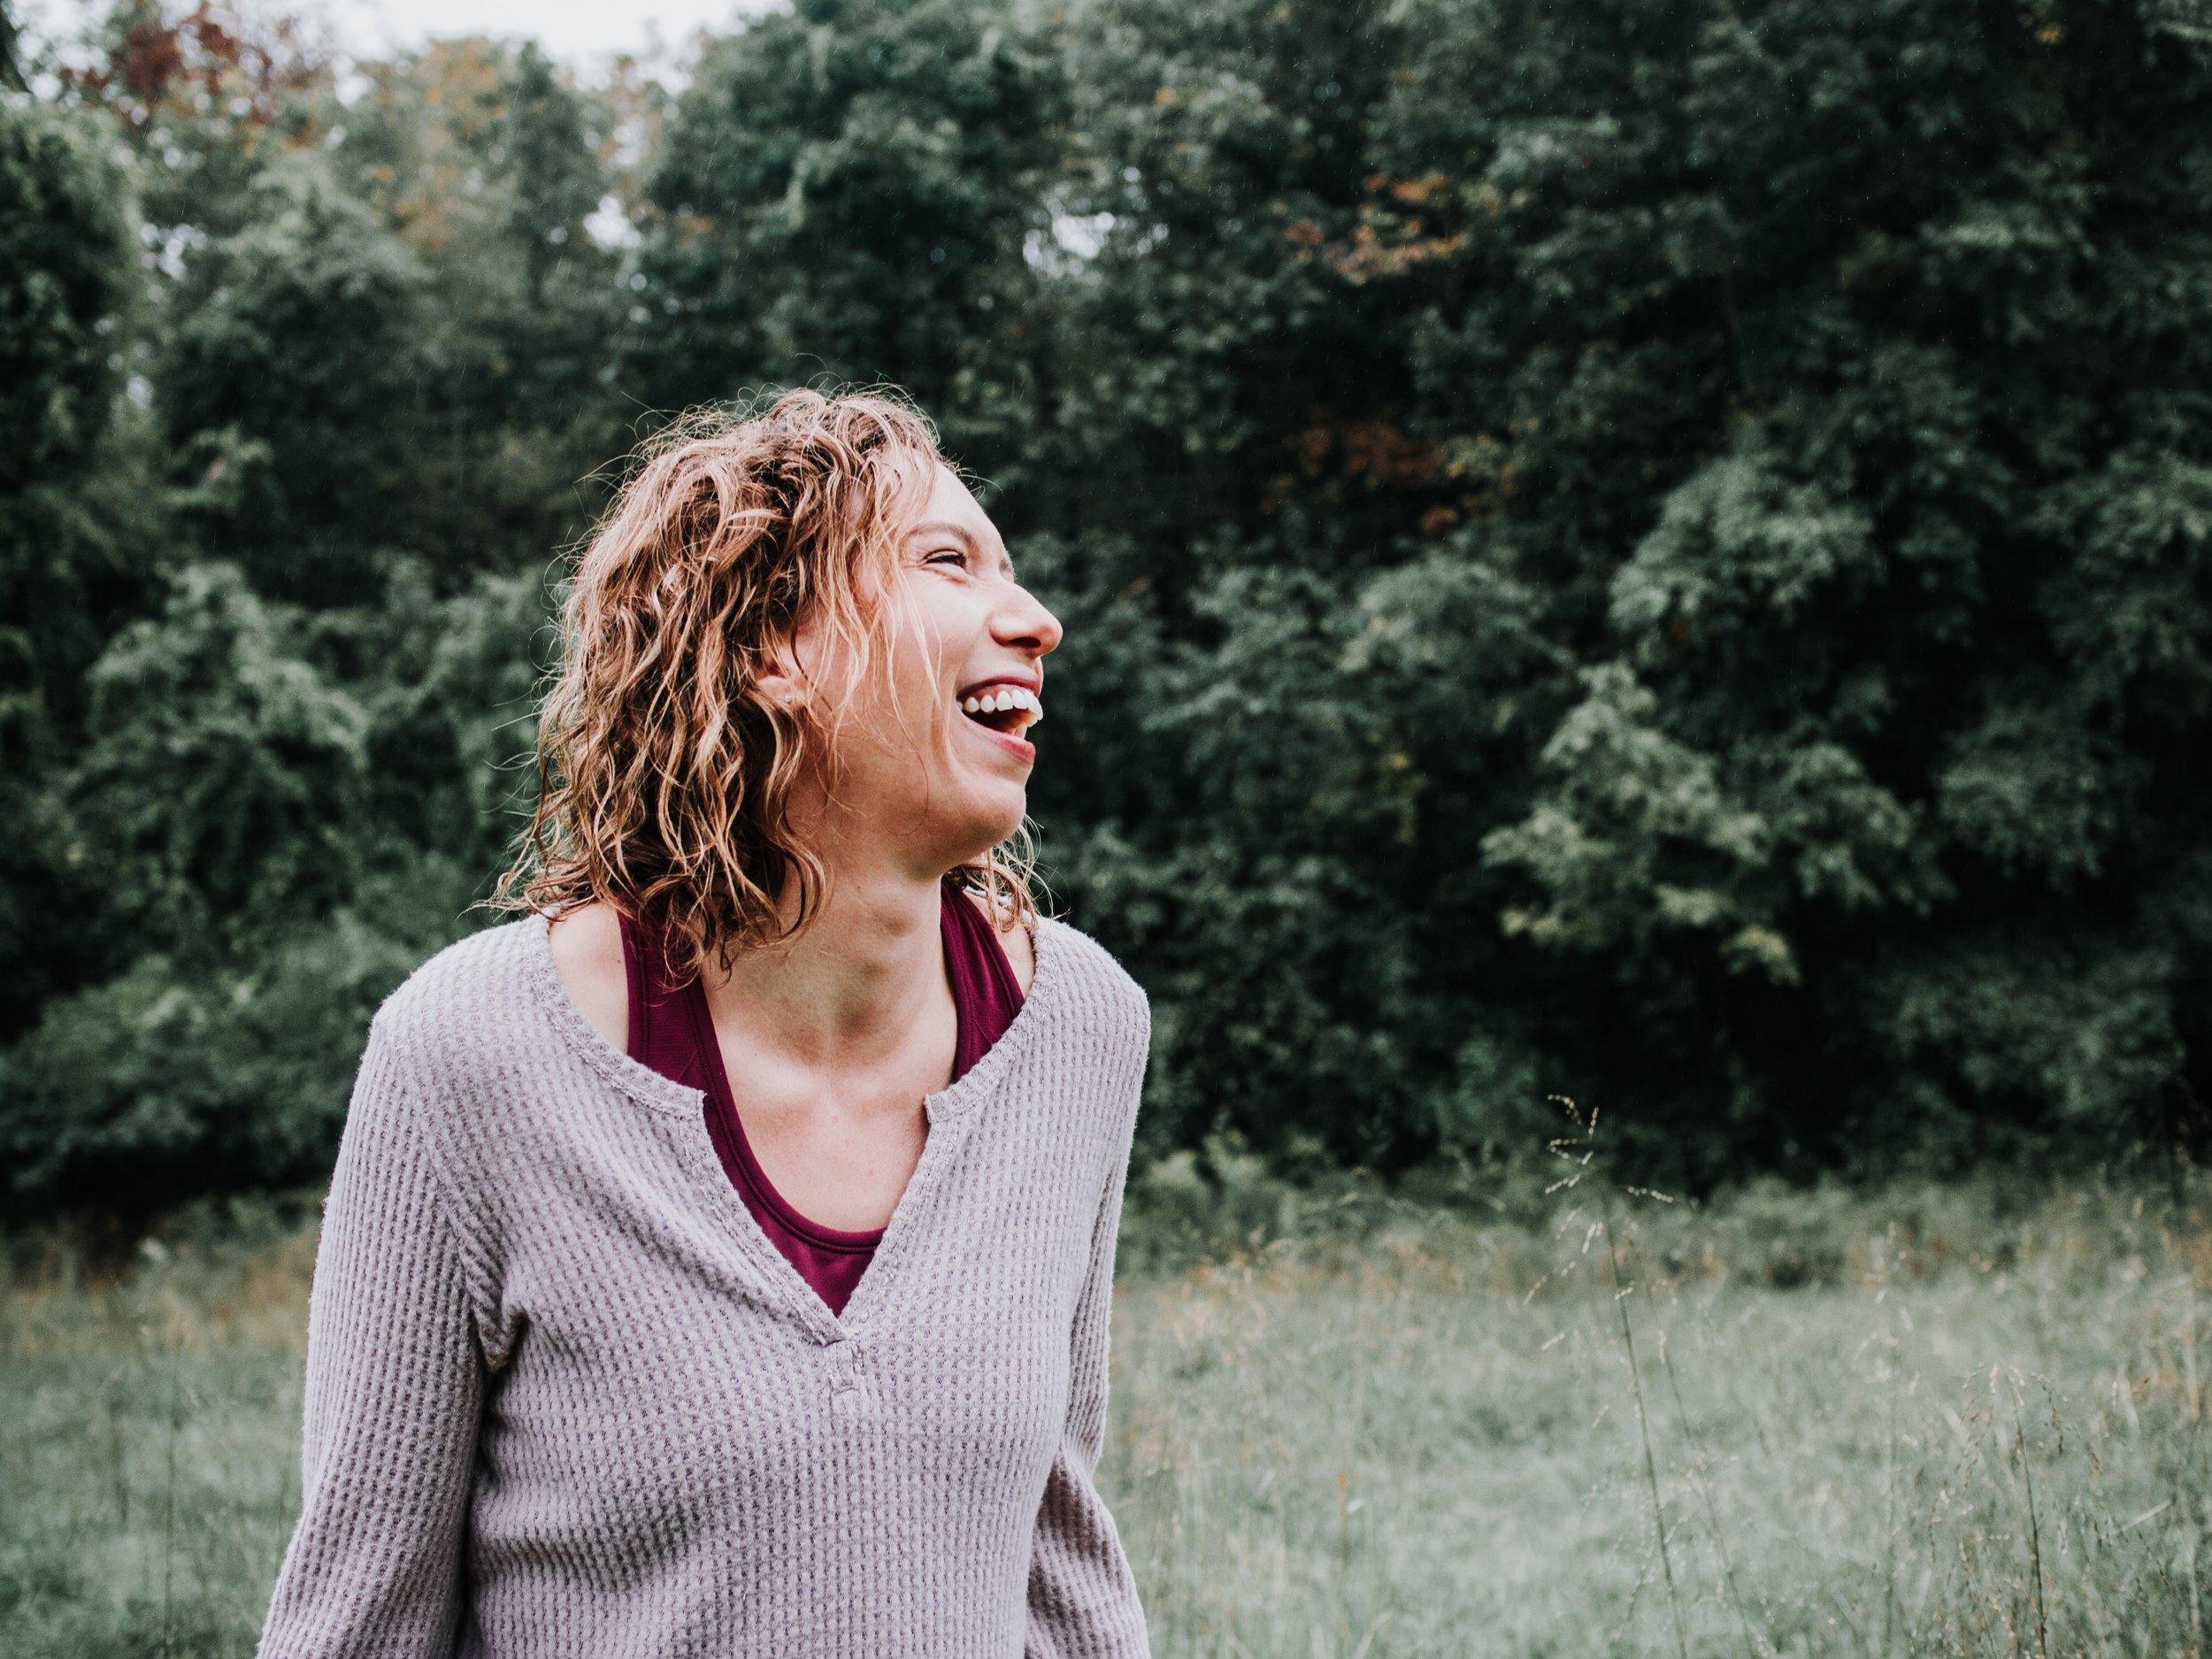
[{"x1": 5, "y1": 1160, "x2": 2209, "y2": 1657}]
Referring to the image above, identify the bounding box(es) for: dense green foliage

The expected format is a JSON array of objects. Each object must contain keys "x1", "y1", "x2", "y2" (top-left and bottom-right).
[{"x1": 3, "y1": 0, "x2": 2209, "y2": 1212}]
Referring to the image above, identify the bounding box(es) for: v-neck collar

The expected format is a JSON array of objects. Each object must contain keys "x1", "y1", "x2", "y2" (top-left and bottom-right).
[
  {"x1": 525, "y1": 907, "x2": 1066, "y2": 1343},
  {"x1": 675, "y1": 958, "x2": 887, "y2": 1253}
]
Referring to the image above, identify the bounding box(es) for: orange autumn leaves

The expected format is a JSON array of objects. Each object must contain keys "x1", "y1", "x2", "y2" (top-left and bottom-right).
[{"x1": 1283, "y1": 170, "x2": 1498, "y2": 286}]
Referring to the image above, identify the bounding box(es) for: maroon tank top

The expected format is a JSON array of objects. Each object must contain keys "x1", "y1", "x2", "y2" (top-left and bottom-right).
[{"x1": 619, "y1": 881, "x2": 1025, "y2": 1316}]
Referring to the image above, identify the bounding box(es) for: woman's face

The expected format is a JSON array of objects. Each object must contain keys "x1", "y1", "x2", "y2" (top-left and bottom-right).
[{"x1": 784, "y1": 461, "x2": 1063, "y2": 873}]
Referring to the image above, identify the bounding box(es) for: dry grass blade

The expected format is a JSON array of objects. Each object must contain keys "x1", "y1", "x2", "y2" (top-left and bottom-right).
[{"x1": 1599, "y1": 1189, "x2": 1690, "y2": 1659}]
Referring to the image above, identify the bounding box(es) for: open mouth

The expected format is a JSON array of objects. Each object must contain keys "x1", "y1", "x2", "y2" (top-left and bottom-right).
[{"x1": 958, "y1": 684, "x2": 1042, "y2": 738}]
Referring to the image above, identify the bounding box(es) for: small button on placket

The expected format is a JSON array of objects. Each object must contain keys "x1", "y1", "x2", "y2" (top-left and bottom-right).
[{"x1": 823, "y1": 1332, "x2": 864, "y2": 1417}]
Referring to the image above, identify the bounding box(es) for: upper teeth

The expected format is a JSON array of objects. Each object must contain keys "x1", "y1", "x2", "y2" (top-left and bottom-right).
[{"x1": 962, "y1": 687, "x2": 1041, "y2": 721}]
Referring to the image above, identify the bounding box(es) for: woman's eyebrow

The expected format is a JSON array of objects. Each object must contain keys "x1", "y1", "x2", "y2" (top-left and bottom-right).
[{"x1": 904, "y1": 520, "x2": 976, "y2": 545}]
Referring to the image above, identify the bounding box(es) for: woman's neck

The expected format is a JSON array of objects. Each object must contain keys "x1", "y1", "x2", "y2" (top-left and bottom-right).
[{"x1": 703, "y1": 858, "x2": 950, "y2": 1071}]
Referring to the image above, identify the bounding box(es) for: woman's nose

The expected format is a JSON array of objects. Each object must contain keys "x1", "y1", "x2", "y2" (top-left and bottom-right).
[{"x1": 995, "y1": 584, "x2": 1064, "y2": 657}]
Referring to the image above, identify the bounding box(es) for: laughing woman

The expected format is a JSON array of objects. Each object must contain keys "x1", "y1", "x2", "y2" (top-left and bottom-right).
[{"x1": 255, "y1": 390, "x2": 1152, "y2": 1658}]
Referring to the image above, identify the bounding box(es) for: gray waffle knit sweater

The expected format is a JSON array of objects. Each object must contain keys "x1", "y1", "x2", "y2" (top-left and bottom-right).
[{"x1": 255, "y1": 910, "x2": 1152, "y2": 1659}]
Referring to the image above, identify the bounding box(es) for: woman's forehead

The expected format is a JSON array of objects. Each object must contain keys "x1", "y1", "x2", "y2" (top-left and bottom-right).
[
  {"x1": 904, "y1": 465, "x2": 1009, "y2": 563},
  {"x1": 920, "y1": 461, "x2": 989, "y2": 526}
]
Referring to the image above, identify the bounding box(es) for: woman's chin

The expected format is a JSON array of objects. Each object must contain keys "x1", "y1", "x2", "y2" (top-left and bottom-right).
[
  {"x1": 942, "y1": 788, "x2": 1027, "y2": 864},
  {"x1": 877, "y1": 788, "x2": 1024, "y2": 873}
]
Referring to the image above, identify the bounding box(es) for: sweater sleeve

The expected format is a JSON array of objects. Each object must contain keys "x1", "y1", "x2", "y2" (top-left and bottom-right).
[
  {"x1": 1025, "y1": 1109, "x2": 1148, "y2": 1656},
  {"x1": 257, "y1": 1015, "x2": 486, "y2": 1659}
]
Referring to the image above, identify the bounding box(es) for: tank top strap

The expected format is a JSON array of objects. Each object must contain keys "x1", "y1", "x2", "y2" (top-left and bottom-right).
[
  {"x1": 939, "y1": 879, "x2": 1025, "y2": 1079},
  {"x1": 618, "y1": 909, "x2": 716, "y2": 1093}
]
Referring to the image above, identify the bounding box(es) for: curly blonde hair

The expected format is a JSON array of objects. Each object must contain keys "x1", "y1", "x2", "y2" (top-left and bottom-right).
[{"x1": 495, "y1": 388, "x2": 1037, "y2": 981}]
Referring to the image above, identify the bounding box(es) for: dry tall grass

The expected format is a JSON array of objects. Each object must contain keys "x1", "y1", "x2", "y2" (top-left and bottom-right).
[
  {"x1": 1110, "y1": 1144, "x2": 2212, "y2": 1657},
  {"x1": 3, "y1": 1204, "x2": 315, "y2": 1656},
  {"x1": 4, "y1": 1165, "x2": 2208, "y2": 1657}
]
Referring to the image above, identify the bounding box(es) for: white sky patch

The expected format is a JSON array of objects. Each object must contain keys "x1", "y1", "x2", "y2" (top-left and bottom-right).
[
  {"x1": 1023, "y1": 210, "x2": 1116, "y2": 277},
  {"x1": 18, "y1": 0, "x2": 786, "y2": 85},
  {"x1": 1051, "y1": 211, "x2": 1115, "y2": 262},
  {"x1": 584, "y1": 192, "x2": 641, "y2": 250}
]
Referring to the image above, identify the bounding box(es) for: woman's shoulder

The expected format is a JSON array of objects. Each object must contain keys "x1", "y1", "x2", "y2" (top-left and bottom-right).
[
  {"x1": 366, "y1": 912, "x2": 556, "y2": 1073},
  {"x1": 1021, "y1": 916, "x2": 1150, "y2": 1172},
  {"x1": 1033, "y1": 913, "x2": 1151, "y2": 1048}
]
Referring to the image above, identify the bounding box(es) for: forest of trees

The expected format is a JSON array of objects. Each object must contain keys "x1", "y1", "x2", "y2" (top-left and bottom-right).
[{"x1": 4, "y1": 0, "x2": 2210, "y2": 1217}]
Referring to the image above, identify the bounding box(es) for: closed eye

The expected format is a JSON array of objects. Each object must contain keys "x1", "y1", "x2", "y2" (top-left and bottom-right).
[{"x1": 925, "y1": 548, "x2": 968, "y2": 569}]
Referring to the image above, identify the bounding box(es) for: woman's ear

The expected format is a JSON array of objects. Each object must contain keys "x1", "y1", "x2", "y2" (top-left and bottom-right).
[
  {"x1": 759, "y1": 589, "x2": 856, "y2": 712},
  {"x1": 756, "y1": 664, "x2": 803, "y2": 710},
  {"x1": 754, "y1": 629, "x2": 811, "y2": 711}
]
